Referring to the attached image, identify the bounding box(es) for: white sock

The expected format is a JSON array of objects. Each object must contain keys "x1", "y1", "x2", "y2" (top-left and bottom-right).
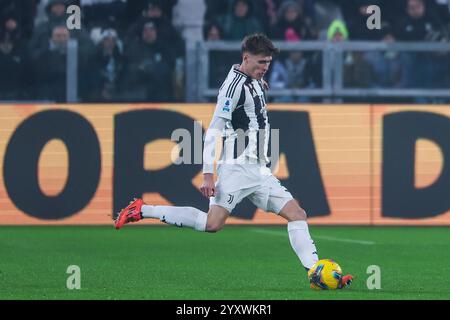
[
  {"x1": 141, "y1": 205, "x2": 207, "y2": 232},
  {"x1": 287, "y1": 220, "x2": 319, "y2": 270}
]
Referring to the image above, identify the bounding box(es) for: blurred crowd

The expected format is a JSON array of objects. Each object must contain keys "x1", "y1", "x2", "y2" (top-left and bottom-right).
[{"x1": 1, "y1": 0, "x2": 450, "y2": 103}]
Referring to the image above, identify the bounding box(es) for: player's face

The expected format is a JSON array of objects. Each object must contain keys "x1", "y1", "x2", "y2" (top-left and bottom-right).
[
  {"x1": 244, "y1": 53, "x2": 272, "y2": 80},
  {"x1": 408, "y1": 0, "x2": 424, "y2": 19}
]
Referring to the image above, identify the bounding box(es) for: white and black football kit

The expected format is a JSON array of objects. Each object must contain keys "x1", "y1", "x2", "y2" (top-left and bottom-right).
[{"x1": 203, "y1": 65, "x2": 293, "y2": 213}]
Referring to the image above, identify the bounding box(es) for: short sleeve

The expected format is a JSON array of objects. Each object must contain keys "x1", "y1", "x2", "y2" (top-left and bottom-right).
[{"x1": 213, "y1": 73, "x2": 245, "y2": 120}]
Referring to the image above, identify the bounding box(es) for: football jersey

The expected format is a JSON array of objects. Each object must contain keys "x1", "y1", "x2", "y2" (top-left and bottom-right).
[{"x1": 213, "y1": 65, "x2": 271, "y2": 166}]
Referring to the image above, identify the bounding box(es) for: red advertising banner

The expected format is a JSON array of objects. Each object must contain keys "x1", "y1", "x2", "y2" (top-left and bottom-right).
[{"x1": 0, "y1": 104, "x2": 449, "y2": 225}]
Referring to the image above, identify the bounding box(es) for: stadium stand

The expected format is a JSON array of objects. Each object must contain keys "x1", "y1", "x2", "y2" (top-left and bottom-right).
[{"x1": 0, "y1": 0, "x2": 449, "y2": 103}]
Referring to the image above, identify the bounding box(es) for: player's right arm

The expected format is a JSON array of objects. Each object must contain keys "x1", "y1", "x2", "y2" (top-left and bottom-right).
[
  {"x1": 200, "y1": 116, "x2": 226, "y2": 198},
  {"x1": 200, "y1": 72, "x2": 245, "y2": 198}
]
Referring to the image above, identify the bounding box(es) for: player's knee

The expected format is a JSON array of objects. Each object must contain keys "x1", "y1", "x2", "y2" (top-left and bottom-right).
[
  {"x1": 205, "y1": 222, "x2": 224, "y2": 233},
  {"x1": 284, "y1": 207, "x2": 307, "y2": 221},
  {"x1": 298, "y1": 208, "x2": 307, "y2": 220}
]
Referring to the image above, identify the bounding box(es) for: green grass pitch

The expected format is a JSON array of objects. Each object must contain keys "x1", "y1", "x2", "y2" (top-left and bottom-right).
[{"x1": 0, "y1": 225, "x2": 449, "y2": 300}]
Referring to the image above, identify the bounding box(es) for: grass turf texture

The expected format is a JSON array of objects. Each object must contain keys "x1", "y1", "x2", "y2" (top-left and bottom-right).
[{"x1": 0, "y1": 225, "x2": 448, "y2": 300}]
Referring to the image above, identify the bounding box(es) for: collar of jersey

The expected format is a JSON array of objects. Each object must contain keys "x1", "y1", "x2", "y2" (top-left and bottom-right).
[{"x1": 232, "y1": 66, "x2": 249, "y2": 78}]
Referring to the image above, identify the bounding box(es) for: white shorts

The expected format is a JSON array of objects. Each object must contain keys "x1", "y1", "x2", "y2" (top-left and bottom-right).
[{"x1": 209, "y1": 164, "x2": 293, "y2": 214}]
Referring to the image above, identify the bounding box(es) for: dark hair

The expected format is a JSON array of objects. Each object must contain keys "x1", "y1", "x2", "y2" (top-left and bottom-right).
[
  {"x1": 203, "y1": 21, "x2": 223, "y2": 40},
  {"x1": 241, "y1": 33, "x2": 279, "y2": 56}
]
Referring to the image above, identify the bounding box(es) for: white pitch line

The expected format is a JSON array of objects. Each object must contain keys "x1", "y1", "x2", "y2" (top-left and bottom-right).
[
  {"x1": 251, "y1": 229, "x2": 375, "y2": 245},
  {"x1": 313, "y1": 235, "x2": 375, "y2": 245}
]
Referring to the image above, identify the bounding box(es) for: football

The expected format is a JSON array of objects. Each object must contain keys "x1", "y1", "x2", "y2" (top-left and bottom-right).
[{"x1": 308, "y1": 259, "x2": 343, "y2": 290}]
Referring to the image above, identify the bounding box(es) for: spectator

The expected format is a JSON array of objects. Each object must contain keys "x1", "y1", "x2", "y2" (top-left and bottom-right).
[
  {"x1": 344, "y1": 0, "x2": 388, "y2": 40},
  {"x1": 395, "y1": 0, "x2": 447, "y2": 42},
  {"x1": 0, "y1": 12, "x2": 22, "y2": 45},
  {"x1": 205, "y1": 0, "x2": 281, "y2": 32},
  {"x1": 204, "y1": 0, "x2": 233, "y2": 26},
  {"x1": 272, "y1": 0, "x2": 315, "y2": 41},
  {"x1": 327, "y1": 19, "x2": 348, "y2": 42},
  {"x1": 269, "y1": 28, "x2": 317, "y2": 102},
  {"x1": 282, "y1": 0, "x2": 317, "y2": 31},
  {"x1": 31, "y1": 0, "x2": 93, "y2": 61},
  {"x1": 31, "y1": 0, "x2": 69, "y2": 53},
  {"x1": 431, "y1": 0, "x2": 450, "y2": 87},
  {"x1": 204, "y1": 0, "x2": 282, "y2": 34},
  {"x1": 0, "y1": 0, "x2": 37, "y2": 40},
  {"x1": 363, "y1": 28, "x2": 403, "y2": 88},
  {"x1": 395, "y1": 0, "x2": 448, "y2": 90},
  {"x1": 248, "y1": 0, "x2": 280, "y2": 34},
  {"x1": 126, "y1": 0, "x2": 184, "y2": 64},
  {"x1": 121, "y1": 21, "x2": 173, "y2": 102},
  {"x1": 204, "y1": 21, "x2": 223, "y2": 42},
  {"x1": 81, "y1": 0, "x2": 127, "y2": 31},
  {"x1": 314, "y1": 0, "x2": 344, "y2": 40},
  {"x1": 0, "y1": 17, "x2": 32, "y2": 100},
  {"x1": 32, "y1": 24, "x2": 70, "y2": 102},
  {"x1": 32, "y1": 1, "x2": 95, "y2": 100},
  {"x1": 33, "y1": 0, "x2": 80, "y2": 26},
  {"x1": 269, "y1": 51, "x2": 314, "y2": 102},
  {"x1": 203, "y1": 22, "x2": 238, "y2": 89},
  {"x1": 217, "y1": 0, "x2": 264, "y2": 40},
  {"x1": 87, "y1": 28, "x2": 124, "y2": 101},
  {"x1": 379, "y1": 0, "x2": 409, "y2": 30},
  {"x1": 325, "y1": 19, "x2": 375, "y2": 88},
  {"x1": 336, "y1": 0, "x2": 401, "y2": 40},
  {"x1": 428, "y1": 0, "x2": 450, "y2": 30},
  {"x1": 125, "y1": 0, "x2": 177, "y2": 24}
]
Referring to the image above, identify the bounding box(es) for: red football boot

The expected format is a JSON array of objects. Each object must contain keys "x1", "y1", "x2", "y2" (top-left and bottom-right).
[
  {"x1": 338, "y1": 274, "x2": 354, "y2": 289},
  {"x1": 114, "y1": 198, "x2": 144, "y2": 229}
]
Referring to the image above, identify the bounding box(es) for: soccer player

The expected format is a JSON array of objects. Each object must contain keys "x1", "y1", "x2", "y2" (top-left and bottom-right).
[{"x1": 114, "y1": 33, "x2": 352, "y2": 289}]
